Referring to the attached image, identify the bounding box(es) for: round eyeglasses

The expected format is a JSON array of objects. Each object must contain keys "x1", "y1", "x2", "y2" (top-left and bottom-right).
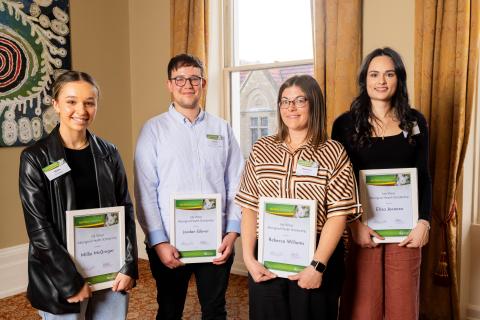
[
  {"x1": 170, "y1": 76, "x2": 204, "y2": 87},
  {"x1": 278, "y1": 96, "x2": 308, "y2": 109}
]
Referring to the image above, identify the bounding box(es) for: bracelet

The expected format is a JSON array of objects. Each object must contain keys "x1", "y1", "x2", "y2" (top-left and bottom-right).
[{"x1": 418, "y1": 219, "x2": 431, "y2": 230}]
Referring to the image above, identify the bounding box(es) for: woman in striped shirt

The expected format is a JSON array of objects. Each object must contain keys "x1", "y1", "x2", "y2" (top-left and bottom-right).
[{"x1": 235, "y1": 75, "x2": 361, "y2": 320}]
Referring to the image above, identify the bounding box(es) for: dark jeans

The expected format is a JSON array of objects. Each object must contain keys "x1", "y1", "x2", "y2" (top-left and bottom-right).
[
  {"x1": 248, "y1": 241, "x2": 345, "y2": 320},
  {"x1": 146, "y1": 246, "x2": 234, "y2": 320}
]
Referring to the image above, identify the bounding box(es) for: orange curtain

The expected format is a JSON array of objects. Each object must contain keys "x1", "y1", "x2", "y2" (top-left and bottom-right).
[
  {"x1": 415, "y1": 0, "x2": 479, "y2": 318},
  {"x1": 313, "y1": 0, "x2": 363, "y2": 133},
  {"x1": 170, "y1": 0, "x2": 209, "y2": 106}
]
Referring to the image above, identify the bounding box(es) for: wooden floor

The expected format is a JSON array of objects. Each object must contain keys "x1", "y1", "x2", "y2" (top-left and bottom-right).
[{"x1": 0, "y1": 259, "x2": 249, "y2": 319}]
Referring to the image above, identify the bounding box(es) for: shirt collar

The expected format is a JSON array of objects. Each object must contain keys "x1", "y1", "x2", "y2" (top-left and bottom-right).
[{"x1": 168, "y1": 103, "x2": 206, "y2": 125}]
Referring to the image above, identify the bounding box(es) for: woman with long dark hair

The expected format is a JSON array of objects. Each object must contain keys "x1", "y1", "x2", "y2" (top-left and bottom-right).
[
  {"x1": 236, "y1": 75, "x2": 361, "y2": 320},
  {"x1": 19, "y1": 71, "x2": 138, "y2": 319},
  {"x1": 332, "y1": 47, "x2": 432, "y2": 320}
]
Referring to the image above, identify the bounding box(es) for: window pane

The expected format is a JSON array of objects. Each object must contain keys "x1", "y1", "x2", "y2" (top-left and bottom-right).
[
  {"x1": 234, "y1": 0, "x2": 313, "y2": 65},
  {"x1": 260, "y1": 117, "x2": 268, "y2": 127},
  {"x1": 231, "y1": 64, "x2": 314, "y2": 158},
  {"x1": 251, "y1": 128, "x2": 259, "y2": 146}
]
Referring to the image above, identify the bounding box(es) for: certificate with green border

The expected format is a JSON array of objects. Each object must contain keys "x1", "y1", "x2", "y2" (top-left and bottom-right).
[
  {"x1": 359, "y1": 168, "x2": 419, "y2": 243},
  {"x1": 258, "y1": 197, "x2": 317, "y2": 278},
  {"x1": 169, "y1": 194, "x2": 222, "y2": 263},
  {"x1": 66, "y1": 206, "x2": 125, "y2": 291}
]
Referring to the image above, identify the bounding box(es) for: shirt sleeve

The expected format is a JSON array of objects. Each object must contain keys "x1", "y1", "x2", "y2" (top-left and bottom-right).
[
  {"x1": 235, "y1": 147, "x2": 260, "y2": 212},
  {"x1": 224, "y1": 124, "x2": 244, "y2": 234},
  {"x1": 326, "y1": 142, "x2": 362, "y2": 221},
  {"x1": 134, "y1": 121, "x2": 168, "y2": 247}
]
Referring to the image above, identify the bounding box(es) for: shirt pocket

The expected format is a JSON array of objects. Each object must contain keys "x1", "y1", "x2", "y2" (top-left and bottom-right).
[{"x1": 203, "y1": 140, "x2": 226, "y2": 184}]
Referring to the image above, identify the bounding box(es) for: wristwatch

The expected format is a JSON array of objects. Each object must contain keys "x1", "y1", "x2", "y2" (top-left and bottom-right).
[{"x1": 310, "y1": 260, "x2": 327, "y2": 273}]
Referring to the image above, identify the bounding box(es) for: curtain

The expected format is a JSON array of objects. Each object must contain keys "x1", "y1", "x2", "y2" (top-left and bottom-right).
[
  {"x1": 415, "y1": 0, "x2": 479, "y2": 318},
  {"x1": 312, "y1": 0, "x2": 363, "y2": 133},
  {"x1": 170, "y1": 0, "x2": 209, "y2": 106}
]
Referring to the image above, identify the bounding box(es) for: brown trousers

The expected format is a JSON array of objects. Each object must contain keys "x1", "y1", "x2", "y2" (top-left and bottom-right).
[{"x1": 339, "y1": 243, "x2": 421, "y2": 320}]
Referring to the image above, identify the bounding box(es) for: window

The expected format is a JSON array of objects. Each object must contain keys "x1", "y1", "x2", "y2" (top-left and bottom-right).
[
  {"x1": 250, "y1": 116, "x2": 269, "y2": 146},
  {"x1": 223, "y1": 0, "x2": 314, "y2": 158}
]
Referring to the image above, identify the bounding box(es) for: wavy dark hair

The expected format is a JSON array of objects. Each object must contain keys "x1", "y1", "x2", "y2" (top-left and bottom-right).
[
  {"x1": 276, "y1": 75, "x2": 327, "y2": 148},
  {"x1": 350, "y1": 47, "x2": 416, "y2": 147}
]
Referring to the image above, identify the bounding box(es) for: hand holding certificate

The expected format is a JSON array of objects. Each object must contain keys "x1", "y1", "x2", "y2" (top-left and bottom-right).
[
  {"x1": 66, "y1": 206, "x2": 125, "y2": 291},
  {"x1": 170, "y1": 194, "x2": 222, "y2": 263},
  {"x1": 359, "y1": 168, "x2": 419, "y2": 243},
  {"x1": 258, "y1": 197, "x2": 317, "y2": 278}
]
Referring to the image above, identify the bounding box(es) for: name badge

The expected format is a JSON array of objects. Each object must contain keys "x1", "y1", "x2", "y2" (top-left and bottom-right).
[
  {"x1": 42, "y1": 159, "x2": 71, "y2": 181},
  {"x1": 206, "y1": 134, "x2": 223, "y2": 147},
  {"x1": 296, "y1": 160, "x2": 318, "y2": 176}
]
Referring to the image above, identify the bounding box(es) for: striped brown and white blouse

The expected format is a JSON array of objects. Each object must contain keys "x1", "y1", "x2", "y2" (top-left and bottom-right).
[{"x1": 235, "y1": 135, "x2": 362, "y2": 234}]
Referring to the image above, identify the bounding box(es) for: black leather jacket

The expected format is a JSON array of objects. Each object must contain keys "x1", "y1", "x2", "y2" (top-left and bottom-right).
[{"x1": 19, "y1": 126, "x2": 138, "y2": 314}]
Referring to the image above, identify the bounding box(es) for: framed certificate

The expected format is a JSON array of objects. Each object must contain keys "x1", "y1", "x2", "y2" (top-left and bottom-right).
[
  {"x1": 170, "y1": 194, "x2": 222, "y2": 263},
  {"x1": 258, "y1": 197, "x2": 317, "y2": 278},
  {"x1": 359, "y1": 168, "x2": 419, "y2": 243},
  {"x1": 66, "y1": 206, "x2": 125, "y2": 291}
]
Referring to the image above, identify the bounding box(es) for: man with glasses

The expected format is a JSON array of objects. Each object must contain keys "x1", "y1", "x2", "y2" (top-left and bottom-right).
[{"x1": 134, "y1": 53, "x2": 243, "y2": 320}]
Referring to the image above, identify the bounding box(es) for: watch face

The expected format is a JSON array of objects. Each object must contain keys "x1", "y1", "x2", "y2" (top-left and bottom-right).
[{"x1": 311, "y1": 260, "x2": 326, "y2": 273}]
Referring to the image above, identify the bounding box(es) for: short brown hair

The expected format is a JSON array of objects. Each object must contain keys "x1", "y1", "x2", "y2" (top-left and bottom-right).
[
  {"x1": 276, "y1": 75, "x2": 327, "y2": 147},
  {"x1": 167, "y1": 54, "x2": 205, "y2": 78}
]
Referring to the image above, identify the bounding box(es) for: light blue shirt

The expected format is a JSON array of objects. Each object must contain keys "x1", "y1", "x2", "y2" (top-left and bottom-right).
[{"x1": 134, "y1": 105, "x2": 244, "y2": 247}]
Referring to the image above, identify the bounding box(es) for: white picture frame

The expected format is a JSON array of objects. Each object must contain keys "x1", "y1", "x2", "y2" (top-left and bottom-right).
[
  {"x1": 169, "y1": 194, "x2": 222, "y2": 263},
  {"x1": 66, "y1": 206, "x2": 125, "y2": 291},
  {"x1": 258, "y1": 197, "x2": 317, "y2": 278},
  {"x1": 359, "y1": 168, "x2": 419, "y2": 243}
]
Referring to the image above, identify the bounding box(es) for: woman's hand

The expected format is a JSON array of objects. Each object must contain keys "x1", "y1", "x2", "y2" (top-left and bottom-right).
[
  {"x1": 67, "y1": 283, "x2": 91, "y2": 303},
  {"x1": 112, "y1": 272, "x2": 135, "y2": 292},
  {"x1": 351, "y1": 219, "x2": 383, "y2": 248},
  {"x1": 288, "y1": 266, "x2": 322, "y2": 289},
  {"x1": 398, "y1": 219, "x2": 430, "y2": 248},
  {"x1": 245, "y1": 257, "x2": 276, "y2": 283}
]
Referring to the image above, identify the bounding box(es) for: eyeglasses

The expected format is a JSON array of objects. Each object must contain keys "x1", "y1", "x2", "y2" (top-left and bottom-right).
[
  {"x1": 170, "y1": 76, "x2": 204, "y2": 87},
  {"x1": 278, "y1": 96, "x2": 308, "y2": 109}
]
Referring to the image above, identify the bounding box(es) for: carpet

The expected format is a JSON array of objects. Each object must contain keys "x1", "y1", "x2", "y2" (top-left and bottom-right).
[{"x1": 0, "y1": 259, "x2": 249, "y2": 319}]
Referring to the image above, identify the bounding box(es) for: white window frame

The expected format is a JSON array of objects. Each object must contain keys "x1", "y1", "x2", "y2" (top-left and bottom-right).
[{"x1": 208, "y1": 0, "x2": 314, "y2": 143}]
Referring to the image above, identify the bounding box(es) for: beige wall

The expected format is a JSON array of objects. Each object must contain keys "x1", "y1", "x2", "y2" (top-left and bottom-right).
[
  {"x1": 129, "y1": 0, "x2": 171, "y2": 142},
  {"x1": 363, "y1": 0, "x2": 415, "y2": 102}
]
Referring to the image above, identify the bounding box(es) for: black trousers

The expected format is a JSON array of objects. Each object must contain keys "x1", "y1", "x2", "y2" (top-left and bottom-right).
[
  {"x1": 248, "y1": 241, "x2": 345, "y2": 320},
  {"x1": 146, "y1": 246, "x2": 234, "y2": 320}
]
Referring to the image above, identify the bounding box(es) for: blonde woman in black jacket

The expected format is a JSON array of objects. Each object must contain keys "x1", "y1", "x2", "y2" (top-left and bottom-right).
[{"x1": 19, "y1": 71, "x2": 138, "y2": 319}]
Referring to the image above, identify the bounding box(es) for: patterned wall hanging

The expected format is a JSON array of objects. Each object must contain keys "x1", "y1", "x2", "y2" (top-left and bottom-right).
[{"x1": 0, "y1": 0, "x2": 70, "y2": 147}]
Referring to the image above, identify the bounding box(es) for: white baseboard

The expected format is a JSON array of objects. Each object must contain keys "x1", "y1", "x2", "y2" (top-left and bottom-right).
[
  {"x1": 467, "y1": 304, "x2": 480, "y2": 320},
  {"x1": 0, "y1": 243, "x2": 28, "y2": 299}
]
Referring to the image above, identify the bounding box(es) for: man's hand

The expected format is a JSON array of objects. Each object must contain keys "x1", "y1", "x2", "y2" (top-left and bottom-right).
[
  {"x1": 288, "y1": 266, "x2": 323, "y2": 289},
  {"x1": 112, "y1": 272, "x2": 135, "y2": 292},
  {"x1": 213, "y1": 232, "x2": 238, "y2": 265},
  {"x1": 67, "y1": 283, "x2": 91, "y2": 303},
  {"x1": 154, "y1": 242, "x2": 184, "y2": 269}
]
